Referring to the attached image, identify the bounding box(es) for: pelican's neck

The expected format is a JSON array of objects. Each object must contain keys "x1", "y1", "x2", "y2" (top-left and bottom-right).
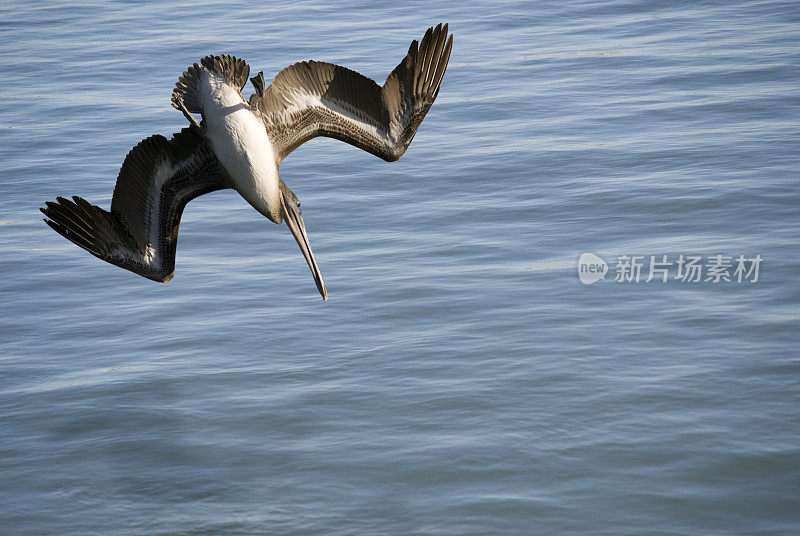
[{"x1": 200, "y1": 69, "x2": 281, "y2": 222}]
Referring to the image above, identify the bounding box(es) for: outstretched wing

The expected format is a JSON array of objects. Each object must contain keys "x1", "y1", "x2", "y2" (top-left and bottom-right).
[
  {"x1": 251, "y1": 23, "x2": 453, "y2": 164},
  {"x1": 41, "y1": 127, "x2": 228, "y2": 282}
]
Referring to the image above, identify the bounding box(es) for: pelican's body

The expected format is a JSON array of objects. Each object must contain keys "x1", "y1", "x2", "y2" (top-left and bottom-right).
[
  {"x1": 200, "y1": 70, "x2": 281, "y2": 221},
  {"x1": 41, "y1": 24, "x2": 453, "y2": 300}
]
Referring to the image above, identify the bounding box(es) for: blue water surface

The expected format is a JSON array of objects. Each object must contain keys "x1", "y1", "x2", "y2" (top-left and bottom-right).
[{"x1": 1, "y1": 1, "x2": 799, "y2": 534}]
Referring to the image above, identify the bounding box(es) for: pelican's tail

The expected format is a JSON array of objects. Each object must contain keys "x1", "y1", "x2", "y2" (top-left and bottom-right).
[{"x1": 172, "y1": 54, "x2": 250, "y2": 113}]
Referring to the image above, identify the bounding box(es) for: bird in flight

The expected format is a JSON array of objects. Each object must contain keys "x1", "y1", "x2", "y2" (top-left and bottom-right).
[{"x1": 41, "y1": 24, "x2": 453, "y2": 300}]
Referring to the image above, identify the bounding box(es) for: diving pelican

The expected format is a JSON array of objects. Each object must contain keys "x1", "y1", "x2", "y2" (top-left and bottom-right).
[{"x1": 41, "y1": 24, "x2": 453, "y2": 300}]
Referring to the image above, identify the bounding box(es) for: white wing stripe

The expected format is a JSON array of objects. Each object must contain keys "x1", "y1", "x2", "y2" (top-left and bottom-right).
[{"x1": 279, "y1": 89, "x2": 387, "y2": 142}]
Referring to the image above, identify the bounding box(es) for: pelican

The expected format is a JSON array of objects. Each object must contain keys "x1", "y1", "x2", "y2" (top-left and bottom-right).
[{"x1": 41, "y1": 24, "x2": 453, "y2": 300}]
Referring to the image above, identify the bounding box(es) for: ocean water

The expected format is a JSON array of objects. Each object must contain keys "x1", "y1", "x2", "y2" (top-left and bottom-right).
[{"x1": 1, "y1": 1, "x2": 799, "y2": 534}]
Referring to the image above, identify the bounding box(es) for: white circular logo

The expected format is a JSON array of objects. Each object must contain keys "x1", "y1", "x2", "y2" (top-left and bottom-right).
[{"x1": 578, "y1": 253, "x2": 608, "y2": 284}]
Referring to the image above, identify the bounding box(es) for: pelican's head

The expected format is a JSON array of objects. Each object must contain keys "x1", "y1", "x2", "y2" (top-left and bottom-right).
[{"x1": 278, "y1": 181, "x2": 327, "y2": 301}]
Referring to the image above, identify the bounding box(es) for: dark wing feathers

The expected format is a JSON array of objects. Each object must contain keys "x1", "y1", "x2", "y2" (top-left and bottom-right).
[
  {"x1": 41, "y1": 127, "x2": 227, "y2": 282},
  {"x1": 172, "y1": 54, "x2": 250, "y2": 113},
  {"x1": 43, "y1": 196, "x2": 127, "y2": 259},
  {"x1": 252, "y1": 23, "x2": 453, "y2": 163}
]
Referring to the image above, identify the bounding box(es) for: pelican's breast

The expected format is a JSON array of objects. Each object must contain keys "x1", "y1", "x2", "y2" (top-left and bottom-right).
[{"x1": 199, "y1": 69, "x2": 281, "y2": 221}]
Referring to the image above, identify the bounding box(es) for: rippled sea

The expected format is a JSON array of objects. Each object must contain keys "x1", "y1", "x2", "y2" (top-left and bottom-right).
[{"x1": 1, "y1": 1, "x2": 799, "y2": 534}]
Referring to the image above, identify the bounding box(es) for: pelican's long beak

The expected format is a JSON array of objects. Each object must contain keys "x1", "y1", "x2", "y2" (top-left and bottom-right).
[{"x1": 281, "y1": 192, "x2": 327, "y2": 301}]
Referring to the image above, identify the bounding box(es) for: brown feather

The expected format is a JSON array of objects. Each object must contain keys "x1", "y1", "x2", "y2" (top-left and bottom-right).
[
  {"x1": 42, "y1": 128, "x2": 227, "y2": 282},
  {"x1": 251, "y1": 24, "x2": 453, "y2": 163}
]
